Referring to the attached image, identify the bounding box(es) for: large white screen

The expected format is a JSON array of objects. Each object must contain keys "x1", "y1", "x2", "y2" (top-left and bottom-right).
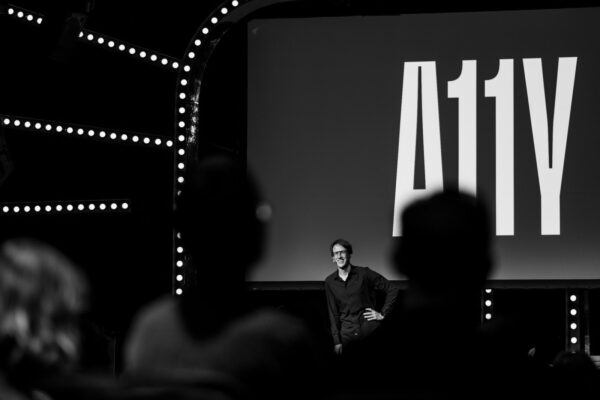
[{"x1": 247, "y1": 8, "x2": 600, "y2": 281}]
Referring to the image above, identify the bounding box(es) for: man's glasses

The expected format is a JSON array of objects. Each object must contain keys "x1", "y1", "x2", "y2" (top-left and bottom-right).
[{"x1": 332, "y1": 250, "x2": 348, "y2": 257}]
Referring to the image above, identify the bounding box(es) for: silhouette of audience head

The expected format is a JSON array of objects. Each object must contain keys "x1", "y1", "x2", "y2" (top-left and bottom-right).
[
  {"x1": 0, "y1": 238, "x2": 88, "y2": 374},
  {"x1": 177, "y1": 154, "x2": 266, "y2": 279},
  {"x1": 551, "y1": 351, "x2": 599, "y2": 398},
  {"x1": 175, "y1": 154, "x2": 269, "y2": 336},
  {"x1": 553, "y1": 350, "x2": 597, "y2": 372},
  {"x1": 393, "y1": 189, "x2": 492, "y2": 295},
  {"x1": 124, "y1": 155, "x2": 319, "y2": 400}
]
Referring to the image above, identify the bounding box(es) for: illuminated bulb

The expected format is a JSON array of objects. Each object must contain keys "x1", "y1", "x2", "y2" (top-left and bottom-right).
[
  {"x1": 110, "y1": 133, "x2": 117, "y2": 140},
  {"x1": 132, "y1": 136, "x2": 139, "y2": 142},
  {"x1": 56, "y1": 126, "x2": 63, "y2": 132},
  {"x1": 2, "y1": 206, "x2": 8, "y2": 213},
  {"x1": 177, "y1": 247, "x2": 183, "y2": 254},
  {"x1": 67, "y1": 205, "x2": 73, "y2": 211},
  {"x1": 178, "y1": 134, "x2": 185, "y2": 141},
  {"x1": 87, "y1": 34, "x2": 94, "y2": 41},
  {"x1": 17, "y1": 11, "x2": 23, "y2": 18},
  {"x1": 485, "y1": 300, "x2": 492, "y2": 307},
  {"x1": 151, "y1": 54, "x2": 158, "y2": 61},
  {"x1": 232, "y1": 0, "x2": 239, "y2": 6},
  {"x1": 188, "y1": 52, "x2": 195, "y2": 59},
  {"x1": 97, "y1": 37, "x2": 104, "y2": 44},
  {"x1": 13, "y1": 206, "x2": 20, "y2": 213},
  {"x1": 178, "y1": 163, "x2": 185, "y2": 169},
  {"x1": 179, "y1": 108, "x2": 185, "y2": 114},
  {"x1": 77, "y1": 128, "x2": 84, "y2": 135},
  {"x1": 161, "y1": 58, "x2": 168, "y2": 65},
  {"x1": 27, "y1": 14, "x2": 33, "y2": 21},
  {"x1": 37, "y1": 17, "x2": 43, "y2": 24},
  {"x1": 129, "y1": 48, "x2": 136, "y2": 55},
  {"x1": 202, "y1": 28, "x2": 209, "y2": 34},
  {"x1": 172, "y1": 62, "x2": 179, "y2": 69},
  {"x1": 211, "y1": 17, "x2": 218, "y2": 24},
  {"x1": 118, "y1": 44, "x2": 125, "y2": 51},
  {"x1": 183, "y1": 64, "x2": 191, "y2": 72},
  {"x1": 194, "y1": 39, "x2": 201, "y2": 46},
  {"x1": 177, "y1": 261, "x2": 183, "y2": 267},
  {"x1": 178, "y1": 176, "x2": 184, "y2": 183},
  {"x1": 122, "y1": 203, "x2": 128, "y2": 210},
  {"x1": 67, "y1": 127, "x2": 74, "y2": 133},
  {"x1": 570, "y1": 309, "x2": 577, "y2": 316},
  {"x1": 166, "y1": 140, "x2": 173, "y2": 147},
  {"x1": 88, "y1": 129, "x2": 95, "y2": 136},
  {"x1": 88, "y1": 204, "x2": 95, "y2": 211},
  {"x1": 178, "y1": 121, "x2": 185, "y2": 128},
  {"x1": 24, "y1": 121, "x2": 31, "y2": 128},
  {"x1": 2, "y1": 118, "x2": 9, "y2": 125},
  {"x1": 221, "y1": 8, "x2": 228, "y2": 14},
  {"x1": 155, "y1": 138, "x2": 162, "y2": 145},
  {"x1": 99, "y1": 131, "x2": 106, "y2": 138},
  {"x1": 176, "y1": 288, "x2": 183, "y2": 295},
  {"x1": 178, "y1": 149, "x2": 185, "y2": 156},
  {"x1": 34, "y1": 206, "x2": 41, "y2": 212},
  {"x1": 571, "y1": 323, "x2": 578, "y2": 330},
  {"x1": 180, "y1": 79, "x2": 188, "y2": 86},
  {"x1": 7, "y1": 8, "x2": 13, "y2": 15},
  {"x1": 79, "y1": 32, "x2": 84, "y2": 38},
  {"x1": 143, "y1": 137, "x2": 150, "y2": 144},
  {"x1": 108, "y1": 41, "x2": 115, "y2": 48},
  {"x1": 179, "y1": 93, "x2": 186, "y2": 99},
  {"x1": 24, "y1": 206, "x2": 30, "y2": 212},
  {"x1": 571, "y1": 337, "x2": 578, "y2": 344},
  {"x1": 570, "y1": 295, "x2": 577, "y2": 302},
  {"x1": 139, "y1": 51, "x2": 147, "y2": 58},
  {"x1": 485, "y1": 313, "x2": 492, "y2": 320},
  {"x1": 177, "y1": 232, "x2": 181, "y2": 239},
  {"x1": 77, "y1": 204, "x2": 84, "y2": 211},
  {"x1": 485, "y1": 289, "x2": 492, "y2": 294},
  {"x1": 121, "y1": 134, "x2": 128, "y2": 141},
  {"x1": 45, "y1": 124, "x2": 52, "y2": 131},
  {"x1": 176, "y1": 275, "x2": 183, "y2": 282},
  {"x1": 110, "y1": 203, "x2": 117, "y2": 210},
  {"x1": 45, "y1": 205, "x2": 52, "y2": 212},
  {"x1": 99, "y1": 203, "x2": 106, "y2": 210},
  {"x1": 14, "y1": 120, "x2": 20, "y2": 127},
  {"x1": 56, "y1": 205, "x2": 63, "y2": 211},
  {"x1": 35, "y1": 123, "x2": 42, "y2": 130}
]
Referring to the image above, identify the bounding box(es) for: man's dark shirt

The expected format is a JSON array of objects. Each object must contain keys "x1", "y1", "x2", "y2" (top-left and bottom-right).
[{"x1": 324, "y1": 266, "x2": 399, "y2": 346}]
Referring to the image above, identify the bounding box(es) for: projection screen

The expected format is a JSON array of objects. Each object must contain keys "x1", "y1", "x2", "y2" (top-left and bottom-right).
[{"x1": 246, "y1": 7, "x2": 600, "y2": 282}]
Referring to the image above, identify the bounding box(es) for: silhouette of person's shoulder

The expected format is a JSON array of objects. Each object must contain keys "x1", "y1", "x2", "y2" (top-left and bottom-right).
[{"x1": 125, "y1": 297, "x2": 319, "y2": 399}]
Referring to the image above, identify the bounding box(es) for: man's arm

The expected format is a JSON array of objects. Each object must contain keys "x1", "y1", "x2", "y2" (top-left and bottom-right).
[
  {"x1": 324, "y1": 281, "x2": 342, "y2": 347},
  {"x1": 368, "y1": 269, "x2": 400, "y2": 318}
]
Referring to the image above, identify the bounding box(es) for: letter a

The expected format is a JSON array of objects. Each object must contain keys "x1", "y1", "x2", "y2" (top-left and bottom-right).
[{"x1": 393, "y1": 62, "x2": 444, "y2": 236}]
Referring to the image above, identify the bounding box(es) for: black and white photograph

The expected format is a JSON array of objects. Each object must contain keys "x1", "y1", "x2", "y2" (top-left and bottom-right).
[{"x1": 1, "y1": 1, "x2": 599, "y2": 399}]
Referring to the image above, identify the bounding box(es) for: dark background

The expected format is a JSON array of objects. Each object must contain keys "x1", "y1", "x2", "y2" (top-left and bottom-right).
[
  {"x1": 1, "y1": 0, "x2": 600, "y2": 373},
  {"x1": 0, "y1": 0, "x2": 229, "y2": 370}
]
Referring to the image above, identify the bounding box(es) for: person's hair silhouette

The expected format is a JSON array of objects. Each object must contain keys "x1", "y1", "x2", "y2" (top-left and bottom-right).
[
  {"x1": 343, "y1": 190, "x2": 497, "y2": 398},
  {"x1": 393, "y1": 189, "x2": 492, "y2": 296},
  {"x1": 124, "y1": 154, "x2": 321, "y2": 400},
  {"x1": 0, "y1": 238, "x2": 88, "y2": 399}
]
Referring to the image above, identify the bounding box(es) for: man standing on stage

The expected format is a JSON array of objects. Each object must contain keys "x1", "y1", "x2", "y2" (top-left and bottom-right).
[{"x1": 324, "y1": 238, "x2": 399, "y2": 355}]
